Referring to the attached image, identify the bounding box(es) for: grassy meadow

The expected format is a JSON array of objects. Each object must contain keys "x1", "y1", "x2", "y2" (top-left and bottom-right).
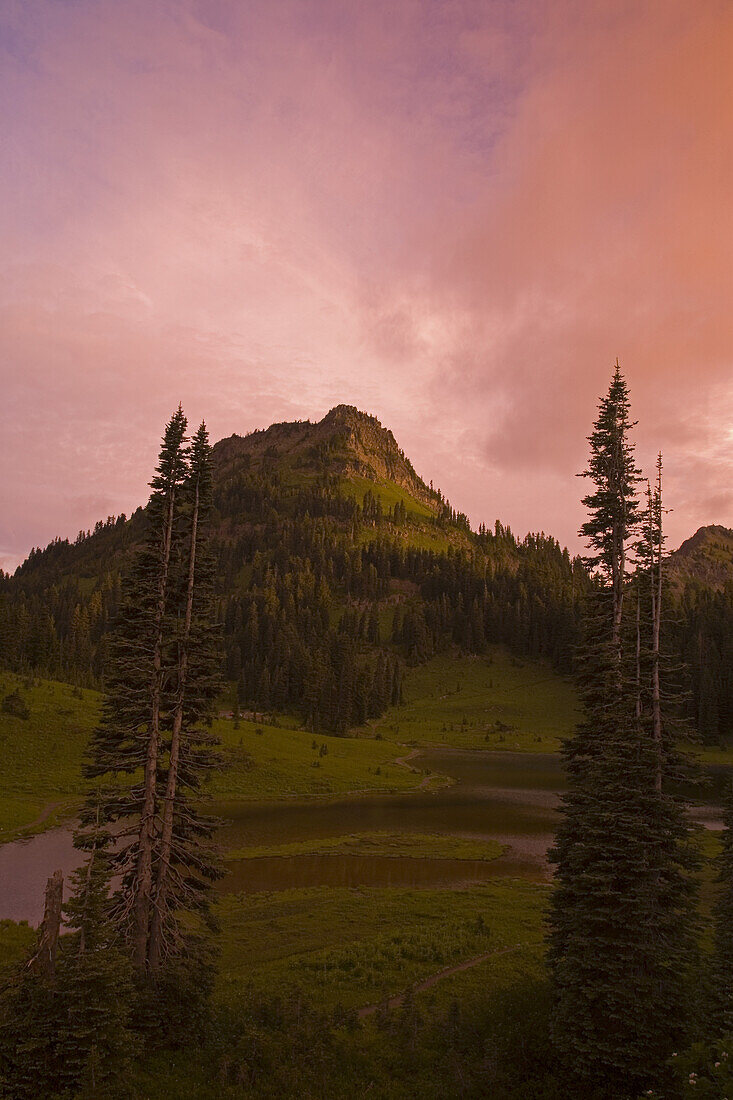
[
  {"x1": 370, "y1": 648, "x2": 582, "y2": 753},
  {"x1": 2, "y1": 651, "x2": 732, "y2": 1097},
  {"x1": 0, "y1": 646, "x2": 583, "y2": 840},
  {"x1": 225, "y1": 832, "x2": 504, "y2": 861},
  {"x1": 0, "y1": 670, "x2": 439, "y2": 841},
  {"x1": 214, "y1": 881, "x2": 547, "y2": 1012},
  {"x1": 0, "y1": 671, "x2": 98, "y2": 840},
  {"x1": 210, "y1": 716, "x2": 433, "y2": 802},
  {"x1": 128, "y1": 880, "x2": 549, "y2": 1099}
]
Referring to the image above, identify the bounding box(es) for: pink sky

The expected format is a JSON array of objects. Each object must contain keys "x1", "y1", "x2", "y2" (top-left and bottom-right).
[{"x1": 2, "y1": 0, "x2": 732, "y2": 571}]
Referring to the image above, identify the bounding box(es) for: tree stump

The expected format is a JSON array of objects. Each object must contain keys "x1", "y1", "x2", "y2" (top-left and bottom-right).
[{"x1": 31, "y1": 869, "x2": 64, "y2": 979}]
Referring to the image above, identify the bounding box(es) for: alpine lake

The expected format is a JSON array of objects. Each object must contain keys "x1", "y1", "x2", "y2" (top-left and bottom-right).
[{"x1": 0, "y1": 746, "x2": 725, "y2": 925}]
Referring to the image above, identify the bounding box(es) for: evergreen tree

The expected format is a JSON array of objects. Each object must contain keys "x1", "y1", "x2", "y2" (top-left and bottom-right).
[
  {"x1": 0, "y1": 963, "x2": 64, "y2": 1098},
  {"x1": 57, "y1": 836, "x2": 139, "y2": 1096},
  {"x1": 148, "y1": 422, "x2": 222, "y2": 971},
  {"x1": 131, "y1": 406, "x2": 189, "y2": 969},
  {"x1": 548, "y1": 366, "x2": 697, "y2": 1095},
  {"x1": 711, "y1": 777, "x2": 733, "y2": 1033},
  {"x1": 577, "y1": 361, "x2": 641, "y2": 660},
  {"x1": 634, "y1": 457, "x2": 668, "y2": 789},
  {"x1": 81, "y1": 409, "x2": 220, "y2": 979},
  {"x1": 0, "y1": 833, "x2": 137, "y2": 1098}
]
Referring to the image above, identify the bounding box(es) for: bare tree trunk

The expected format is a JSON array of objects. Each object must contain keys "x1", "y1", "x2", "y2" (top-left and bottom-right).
[
  {"x1": 651, "y1": 455, "x2": 663, "y2": 793},
  {"x1": 77, "y1": 854, "x2": 93, "y2": 956},
  {"x1": 133, "y1": 482, "x2": 178, "y2": 972},
  {"x1": 612, "y1": 509, "x2": 626, "y2": 688},
  {"x1": 635, "y1": 590, "x2": 642, "y2": 721},
  {"x1": 611, "y1": 416, "x2": 627, "y2": 677},
  {"x1": 148, "y1": 474, "x2": 200, "y2": 970},
  {"x1": 30, "y1": 870, "x2": 64, "y2": 979}
]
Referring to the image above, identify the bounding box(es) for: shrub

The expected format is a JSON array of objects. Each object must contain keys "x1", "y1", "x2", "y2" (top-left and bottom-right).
[{"x1": 1, "y1": 689, "x2": 30, "y2": 719}]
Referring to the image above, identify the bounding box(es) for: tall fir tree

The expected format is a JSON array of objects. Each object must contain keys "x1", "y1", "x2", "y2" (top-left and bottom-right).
[
  {"x1": 634, "y1": 456, "x2": 667, "y2": 789},
  {"x1": 80, "y1": 409, "x2": 221, "y2": 980},
  {"x1": 148, "y1": 422, "x2": 222, "y2": 971},
  {"x1": 548, "y1": 366, "x2": 697, "y2": 1095},
  {"x1": 577, "y1": 360, "x2": 641, "y2": 661}
]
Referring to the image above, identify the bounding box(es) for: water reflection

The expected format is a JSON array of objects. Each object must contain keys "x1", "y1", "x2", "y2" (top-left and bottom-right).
[
  {"x1": 220, "y1": 851, "x2": 541, "y2": 895},
  {"x1": 0, "y1": 827, "x2": 77, "y2": 925},
  {"x1": 1, "y1": 748, "x2": 729, "y2": 925}
]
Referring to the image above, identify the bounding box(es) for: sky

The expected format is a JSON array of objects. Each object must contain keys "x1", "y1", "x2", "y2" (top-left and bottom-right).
[{"x1": 2, "y1": 0, "x2": 732, "y2": 571}]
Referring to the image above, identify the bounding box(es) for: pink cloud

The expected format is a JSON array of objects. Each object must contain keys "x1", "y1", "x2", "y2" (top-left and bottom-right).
[{"x1": 1, "y1": 0, "x2": 731, "y2": 568}]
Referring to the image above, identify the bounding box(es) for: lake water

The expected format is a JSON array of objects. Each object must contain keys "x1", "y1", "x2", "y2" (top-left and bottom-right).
[{"x1": 0, "y1": 748, "x2": 726, "y2": 925}]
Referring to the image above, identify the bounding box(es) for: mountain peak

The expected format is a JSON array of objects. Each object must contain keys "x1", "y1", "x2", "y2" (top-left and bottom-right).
[
  {"x1": 674, "y1": 524, "x2": 733, "y2": 556},
  {"x1": 321, "y1": 403, "x2": 374, "y2": 424},
  {"x1": 212, "y1": 406, "x2": 439, "y2": 510},
  {"x1": 668, "y1": 524, "x2": 733, "y2": 591}
]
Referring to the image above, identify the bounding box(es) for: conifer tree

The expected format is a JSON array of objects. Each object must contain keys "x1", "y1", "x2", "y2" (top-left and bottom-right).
[
  {"x1": 57, "y1": 835, "x2": 138, "y2": 1095},
  {"x1": 649, "y1": 455, "x2": 665, "y2": 788},
  {"x1": 0, "y1": 822, "x2": 136, "y2": 1098},
  {"x1": 634, "y1": 459, "x2": 667, "y2": 788},
  {"x1": 548, "y1": 366, "x2": 697, "y2": 1095},
  {"x1": 148, "y1": 422, "x2": 222, "y2": 970},
  {"x1": 711, "y1": 777, "x2": 733, "y2": 1033},
  {"x1": 0, "y1": 917, "x2": 65, "y2": 1100},
  {"x1": 578, "y1": 361, "x2": 641, "y2": 662},
  {"x1": 81, "y1": 408, "x2": 220, "y2": 979}
]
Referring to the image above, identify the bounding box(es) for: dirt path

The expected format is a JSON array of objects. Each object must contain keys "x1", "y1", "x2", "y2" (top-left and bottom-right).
[
  {"x1": 10, "y1": 800, "x2": 66, "y2": 838},
  {"x1": 357, "y1": 942, "x2": 533, "y2": 1019},
  {"x1": 0, "y1": 800, "x2": 71, "y2": 846},
  {"x1": 393, "y1": 747, "x2": 435, "y2": 790}
]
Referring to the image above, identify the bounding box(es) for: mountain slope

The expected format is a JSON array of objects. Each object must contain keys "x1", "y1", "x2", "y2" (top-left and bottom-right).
[
  {"x1": 668, "y1": 524, "x2": 733, "y2": 592},
  {"x1": 0, "y1": 406, "x2": 582, "y2": 733},
  {"x1": 215, "y1": 404, "x2": 440, "y2": 513},
  {"x1": 667, "y1": 525, "x2": 733, "y2": 744}
]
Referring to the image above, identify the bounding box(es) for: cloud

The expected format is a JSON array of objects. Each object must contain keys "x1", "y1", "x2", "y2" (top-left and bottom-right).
[{"x1": 0, "y1": 0, "x2": 731, "y2": 566}]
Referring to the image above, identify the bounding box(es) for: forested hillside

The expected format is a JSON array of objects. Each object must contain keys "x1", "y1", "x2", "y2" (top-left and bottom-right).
[
  {"x1": 668, "y1": 526, "x2": 733, "y2": 743},
  {"x1": 0, "y1": 406, "x2": 583, "y2": 733}
]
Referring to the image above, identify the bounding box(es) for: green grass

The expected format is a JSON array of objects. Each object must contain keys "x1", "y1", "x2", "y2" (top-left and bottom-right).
[
  {"x1": 371, "y1": 649, "x2": 581, "y2": 753},
  {"x1": 336, "y1": 475, "x2": 475, "y2": 554},
  {"x1": 402, "y1": 931, "x2": 546, "y2": 1015},
  {"x1": 209, "y1": 717, "x2": 430, "y2": 800},
  {"x1": 0, "y1": 919, "x2": 36, "y2": 975},
  {"x1": 215, "y1": 880, "x2": 547, "y2": 1012},
  {"x1": 355, "y1": 518, "x2": 469, "y2": 555},
  {"x1": 0, "y1": 647, "x2": 580, "y2": 840},
  {"x1": 132, "y1": 881, "x2": 549, "y2": 1099},
  {"x1": 0, "y1": 673, "x2": 434, "y2": 840},
  {"x1": 337, "y1": 475, "x2": 435, "y2": 522},
  {"x1": 225, "y1": 832, "x2": 503, "y2": 861},
  {"x1": 0, "y1": 672, "x2": 99, "y2": 839},
  {"x1": 693, "y1": 826, "x2": 724, "y2": 921},
  {"x1": 680, "y1": 741, "x2": 733, "y2": 766}
]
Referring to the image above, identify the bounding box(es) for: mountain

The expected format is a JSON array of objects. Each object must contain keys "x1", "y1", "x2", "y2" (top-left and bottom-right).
[
  {"x1": 4, "y1": 405, "x2": 732, "y2": 743},
  {"x1": 668, "y1": 524, "x2": 733, "y2": 591},
  {"x1": 215, "y1": 404, "x2": 440, "y2": 513},
  {"x1": 0, "y1": 405, "x2": 582, "y2": 732},
  {"x1": 666, "y1": 525, "x2": 733, "y2": 744}
]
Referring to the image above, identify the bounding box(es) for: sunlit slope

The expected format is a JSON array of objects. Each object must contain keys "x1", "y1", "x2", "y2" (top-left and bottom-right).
[
  {"x1": 208, "y1": 715, "x2": 431, "y2": 800},
  {"x1": 370, "y1": 649, "x2": 581, "y2": 753}
]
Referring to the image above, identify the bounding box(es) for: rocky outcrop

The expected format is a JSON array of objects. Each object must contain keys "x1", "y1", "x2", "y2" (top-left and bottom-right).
[
  {"x1": 213, "y1": 404, "x2": 440, "y2": 510},
  {"x1": 667, "y1": 524, "x2": 733, "y2": 591}
]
